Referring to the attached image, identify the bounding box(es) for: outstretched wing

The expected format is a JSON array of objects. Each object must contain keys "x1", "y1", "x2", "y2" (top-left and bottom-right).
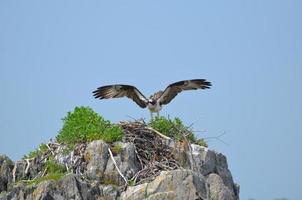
[
  {"x1": 93, "y1": 84, "x2": 148, "y2": 108},
  {"x1": 158, "y1": 79, "x2": 211, "y2": 105}
]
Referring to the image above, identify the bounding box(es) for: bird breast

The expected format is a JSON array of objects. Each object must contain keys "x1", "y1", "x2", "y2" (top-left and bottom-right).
[{"x1": 147, "y1": 102, "x2": 162, "y2": 112}]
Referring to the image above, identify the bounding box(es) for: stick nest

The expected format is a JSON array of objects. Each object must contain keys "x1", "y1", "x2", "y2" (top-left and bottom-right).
[{"x1": 121, "y1": 120, "x2": 182, "y2": 184}]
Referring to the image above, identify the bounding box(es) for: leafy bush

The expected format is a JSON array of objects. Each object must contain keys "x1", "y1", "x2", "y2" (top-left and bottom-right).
[
  {"x1": 21, "y1": 158, "x2": 67, "y2": 186},
  {"x1": 56, "y1": 106, "x2": 123, "y2": 145},
  {"x1": 46, "y1": 158, "x2": 66, "y2": 174},
  {"x1": 197, "y1": 138, "x2": 208, "y2": 148},
  {"x1": 150, "y1": 116, "x2": 208, "y2": 147}
]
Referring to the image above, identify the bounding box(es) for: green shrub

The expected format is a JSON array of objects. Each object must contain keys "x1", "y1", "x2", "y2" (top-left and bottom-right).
[
  {"x1": 150, "y1": 116, "x2": 194, "y2": 141},
  {"x1": 150, "y1": 116, "x2": 207, "y2": 147},
  {"x1": 23, "y1": 143, "x2": 48, "y2": 159},
  {"x1": 46, "y1": 158, "x2": 66, "y2": 174},
  {"x1": 20, "y1": 158, "x2": 66, "y2": 186},
  {"x1": 197, "y1": 138, "x2": 208, "y2": 148},
  {"x1": 56, "y1": 106, "x2": 123, "y2": 145}
]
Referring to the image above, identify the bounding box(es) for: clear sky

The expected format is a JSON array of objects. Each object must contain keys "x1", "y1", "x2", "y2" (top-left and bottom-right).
[{"x1": 1, "y1": 1, "x2": 301, "y2": 199}]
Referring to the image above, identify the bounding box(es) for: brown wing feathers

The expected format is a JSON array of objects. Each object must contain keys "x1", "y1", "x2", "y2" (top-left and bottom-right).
[
  {"x1": 158, "y1": 79, "x2": 211, "y2": 105},
  {"x1": 93, "y1": 79, "x2": 211, "y2": 108},
  {"x1": 93, "y1": 85, "x2": 148, "y2": 108}
]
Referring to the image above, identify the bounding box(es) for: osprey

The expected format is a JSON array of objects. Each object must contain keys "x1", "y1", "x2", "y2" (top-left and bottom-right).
[{"x1": 93, "y1": 79, "x2": 211, "y2": 118}]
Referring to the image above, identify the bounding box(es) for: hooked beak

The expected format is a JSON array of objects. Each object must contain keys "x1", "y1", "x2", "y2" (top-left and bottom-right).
[{"x1": 148, "y1": 99, "x2": 156, "y2": 105}]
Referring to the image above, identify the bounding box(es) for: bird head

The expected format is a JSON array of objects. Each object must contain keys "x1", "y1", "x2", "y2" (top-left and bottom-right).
[{"x1": 148, "y1": 98, "x2": 156, "y2": 105}]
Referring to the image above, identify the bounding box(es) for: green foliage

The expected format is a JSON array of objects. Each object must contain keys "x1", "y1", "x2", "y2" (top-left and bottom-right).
[
  {"x1": 23, "y1": 143, "x2": 48, "y2": 159},
  {"x1": 111, "y1": 143, "x2": 123, "y2": 155},
  {"x1": 56, "y1": 106, "x2": 123, "y2": 145},
  {"x1": 150, "y1": 116, "x2": 194, "y2": 141},
  {"x1": 46, "y1": 158, "x2": 66, "y2": 174},
  {"x1": 19, "y1": 158, "x2": 66, "y2": 186},
  {"x1": 197, "y1": 138, "x2": 208, "y2": 148},
  {"x1": 150, "y1": 116, "x2": 208, "y2": 147},
  {"x1": 26, "y1": 173, "x2": 65, "y2": 186}
]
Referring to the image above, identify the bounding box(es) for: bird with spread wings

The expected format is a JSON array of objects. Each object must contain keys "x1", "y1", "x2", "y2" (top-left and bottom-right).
[{"x1": 93, "y1": 79, "x2": 211, "y2": 118}]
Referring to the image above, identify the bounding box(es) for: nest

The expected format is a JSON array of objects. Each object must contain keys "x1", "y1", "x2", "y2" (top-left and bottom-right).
[
  {"x1": 18, "y1": 121, "x2": 183, "y2": 187},
  {"x1": 121, "y1": 120, "x2": 182, "y2": 184}
]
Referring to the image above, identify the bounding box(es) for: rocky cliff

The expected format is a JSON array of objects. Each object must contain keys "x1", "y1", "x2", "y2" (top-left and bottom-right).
[{"x1": 0, "y1": 121, "x2": 239, "y2": 200}]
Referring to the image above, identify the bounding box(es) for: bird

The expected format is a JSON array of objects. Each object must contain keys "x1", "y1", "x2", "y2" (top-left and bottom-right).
[{"x1": 93, "y1": 79, "x2": 211, "y2": 118}]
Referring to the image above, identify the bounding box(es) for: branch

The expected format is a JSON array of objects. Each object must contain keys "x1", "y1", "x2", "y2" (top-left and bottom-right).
[
  {"x1": 46, "y1": 143, "x2": 55, "y2": 155},
  {"x1": 204, "y1": 131, "x2": 229, "y2": 145},
  {"x1": 12, "y1": 163, "x2": 17, "y2": 183},
  {"x1": 25, "y1": 158, "x2": 34, "y2": 174},
  {"x1": 108, "y1": 147, "x2": 128, "y2": 187},
  {"x1": 146, "y1": 127, "x2": 171, "y2": 140}
]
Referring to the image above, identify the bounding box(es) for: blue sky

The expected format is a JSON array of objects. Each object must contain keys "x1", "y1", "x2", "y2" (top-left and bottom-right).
[{"x1": 1, "y1": 1, "x2": 301, "y2": 199}]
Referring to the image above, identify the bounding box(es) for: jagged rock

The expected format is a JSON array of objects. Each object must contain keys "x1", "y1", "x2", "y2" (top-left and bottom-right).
[
  {"x1": 121, "y1": 169, "x2": 208, "y2": 200},
  {"x1": 190, "y1": 144, "x2": 237, "y2": 195},
  {"x1": 57, "y1": 174, "x2": 89, "y2": 200},
  {"x1": 11, "y1": 161, "x2": 26, "y2": 183},
  {"x1": 0, "y1": 182, "x2": 35, "y2": 200},
  {"x1": 207, "y1": 173, "x2": 234, "y2": 200},
  {"x1": 0, "y1": 155, "x2": 14, "y2": 193},
  {"x1": 103, "y1": 143, "x2": 140, "y2": 185},
  {"x1": 0, "y1": 122, "x2": 239, "y2": 200},
  {"x1": 32, "y1": 180, "x2": 63, "y2": 200},
  {"x1": 85, "y1": 140, "x2": 110, "y2": 180}
]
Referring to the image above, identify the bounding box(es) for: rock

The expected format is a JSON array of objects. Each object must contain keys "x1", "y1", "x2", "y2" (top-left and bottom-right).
[
  {"x1": 11, "y1": 161, "x2": 26, "y2": 184},
  {"x1": 0, "y1": 155, "x2": 14, "y2": 193},
  {"x1": 85, "y1": 140, "x2": 110, "y2": 180},
  {"x1": 99, "y1": 185, "x2": 119, "y2": 200},
  {"x1": 191, "y1": 144, "x2": 237, "y2": 195},
  {"x1": 207, "y1": 173, "x2": 234, "y2": 200},
  {"x1": 121, "y1": 169, "x2": 208, "y2": 200},
  {"x1": 0, "y1": 122, "x2": 240, "y2": 200},
  {"x1": 0, "y1": 182, "x2": 35, "y2": 200},
  {"x1": 33, "y1": 180, "x2": 63, "y2": 200},
  {"x1": 57, "y1": 174, "x2": 90, "y2": 200},
  {"x1": 103, "y1": 143, "x2": 140, "y2": 185}
]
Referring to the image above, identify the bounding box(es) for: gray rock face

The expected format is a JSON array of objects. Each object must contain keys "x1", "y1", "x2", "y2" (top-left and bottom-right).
[
  {"x1": 0, "y1": 137, "x2": 239, "y2": 200},
  {"x1": 190, "y1": 144, "x2": 238, "y2": 197},
  {"x1": 103, "y1": 143, "x2": 140, "y2": 185},
  {"x1": 0, "y1": 155, "x2": 14, "y2": 193},
  {"x1": 121, "y1": 169, "x2": 208, "y2": 200},
  {"x1": 207, "y1": 173, "x2": 235, "y2": 200},
  {"x1": 85, "y1": 140, "x2": 110, "y2": 180}
]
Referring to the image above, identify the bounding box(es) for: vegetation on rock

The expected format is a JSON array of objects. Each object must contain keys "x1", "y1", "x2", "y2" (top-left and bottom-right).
[
  {"x1": 150, "y1": 116, "x2": 208, "y2": 147},
  {"x1": 56, "y1": 106, "x2": 123, "y2": 145},
  {"x1": 111, "y1": 143, "x2": 123, "y2": 155},
  {"x1": 20, "y1": 107, "x2": 208, "y2": 188}
]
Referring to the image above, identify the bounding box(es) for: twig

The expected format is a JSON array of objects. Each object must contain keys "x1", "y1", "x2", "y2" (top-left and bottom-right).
[
  {"x1": 204, "y1": 131, "x2": 229, "y2": 145},
  {"x1": 146, "y1": 127, "x2": 171, "y2": 140},
  {"x1": 135, "y1": 149, "x2": 143, "y2": 169},
  {"x1": 108, "y1": 147, "x2": 128, "y2": 187},
  {"x1": 12, "y1": 163, "x2": 17, "y2": 183},
  {"x1": 46, "y1": 143, "x2": 55, "y2": 155},
  {"x1": 41, "y1": 167, "x2": 47, "y2": 177},
  {"x1": 65, "y1": 163, "x2": 69, "y2": 172},
  {"x1": 25, "y1": 158, "x2": 34, "y2": 174}
]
